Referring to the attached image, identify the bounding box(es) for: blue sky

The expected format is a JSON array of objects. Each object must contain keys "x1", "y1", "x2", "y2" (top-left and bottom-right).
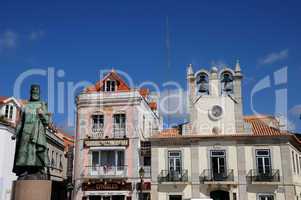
[{"x1": 0, "y1": 0, "x2": 300, "y2": 133}]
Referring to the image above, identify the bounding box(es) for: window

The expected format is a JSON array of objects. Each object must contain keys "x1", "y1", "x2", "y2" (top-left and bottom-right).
[
  {"x1": 59, "y1": 155, "x2": 63, "y2": 169},
  {"x1": 169, "y1": 195, "x2": 182, "y2": 200},
  {"x1": 256, "y1": 149, "x2": 271, "y2": 174},
  {"x1": 56, "y1": 152, "x2": 58, "y2": 168},
  {"x1": 233, "y1": 193, "x2": 237, "y2": 200},
  {"x1": 168, "y1": 151, "x2": 182, "y2": 173},
  {"x1": 292, "y1": 151, "x2": 296, "y2": 173},
  {"x1": 51, "y1": 151, "x2": 55, "y2": 167},
  {"x1": 104, "y1": 80, "x2": 116, "y2": 92},
  {"x1": 258, "y1": 194, "x2": 274, "y2": 200},
  {"x1": 113, "y1": 114, "x2": 126, "y2": 137},
  {"x1": 142, "y1": 115, "x2": 145, "y2": 132},
  {"x1": 296, "y1": 154, "x2": 299, "y2": 174},
  {"x1": 4, "y1": 105, "x2": 14, "y2": 120},
  {"x1": 92, "y1": 115, "x2": 104, "y2": 132},
  {"x1": 143, "y1": 156, "x2": 151, "y2": 166},
  {"x1": 211, "y1": 150, "x2": 226, "y2": 175},
  {"x1": 299, "y1": 156, "x2": 301, "y2": 175},
  {"x1": 47, "y1": 148, "x2": 50, "y2": 164},
  {"x1": 91, "y1": 150, "x2": 125, "y2": 167}
]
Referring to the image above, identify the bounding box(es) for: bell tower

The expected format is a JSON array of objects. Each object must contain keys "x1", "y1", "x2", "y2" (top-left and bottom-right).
[{"x1": 187, "y1": 60, "x2": 244, "y2": 135}]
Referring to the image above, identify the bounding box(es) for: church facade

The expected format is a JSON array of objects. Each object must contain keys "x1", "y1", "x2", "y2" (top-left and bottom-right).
[{"x1": 150, "y1": 62, "x2": 301, "y2": 200}]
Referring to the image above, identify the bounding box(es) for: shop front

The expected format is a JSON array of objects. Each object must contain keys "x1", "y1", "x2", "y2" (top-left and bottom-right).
[{"x1": 82, "y1": 181, "x2": 132, "y2": 200}]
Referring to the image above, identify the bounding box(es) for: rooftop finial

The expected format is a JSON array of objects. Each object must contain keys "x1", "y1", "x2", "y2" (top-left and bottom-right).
[
  {"x1": 235, "y1": 59, "x2": 241, "y2": 72},
  {"x1": 187, "y1": 64, "x2": 194, "y2": 76}
]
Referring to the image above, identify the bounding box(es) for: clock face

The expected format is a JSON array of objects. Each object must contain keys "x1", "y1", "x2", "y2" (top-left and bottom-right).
[{"x1": 209, "y1": 105, "x2": 223, "y2": 120}]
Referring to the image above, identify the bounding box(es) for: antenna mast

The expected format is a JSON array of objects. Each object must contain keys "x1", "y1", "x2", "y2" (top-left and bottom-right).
[{"x1": 166, "y1": 16, "x2": 171, "y2": 128}]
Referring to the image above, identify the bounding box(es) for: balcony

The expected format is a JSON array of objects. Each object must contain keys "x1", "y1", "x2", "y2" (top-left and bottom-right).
[
  {"x1": 158, "y1": 170, "x2": 188, "y2": 183},
  {"x1": 85, "y1": 165, "x2": 127, "y2": 178},
  {"x1": 200, "y1": 169, "x2": 234, "y2": 184},
  {"x1": 90, "y1": 125, "x2": 104, "y2": 139},
  {"x1": 113, "y1": 126, "x2": 126, "y2": 138},
  {"x1": 247, "y1": 169, "x2": 280, "y2": 183}
]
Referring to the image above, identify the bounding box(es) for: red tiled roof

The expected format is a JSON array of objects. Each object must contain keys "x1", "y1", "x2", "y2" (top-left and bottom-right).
[
  {"x1": 155, "y1": 115, "x2": 288, "y2": 138},
  {"x1": 243, "y1": 115, "x2": 283, "y2": 136},
  {"x1": 0, "y1": 96, "x2": 8, "y2": 104},
  {"x1": 85, "y1": 70, "x2": 130, "y2": 93},
  {"x1": 155, "y1": 128, "x2": 180, "y2": 138}
]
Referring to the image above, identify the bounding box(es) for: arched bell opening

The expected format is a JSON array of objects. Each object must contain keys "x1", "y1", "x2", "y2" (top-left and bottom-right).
[
  {"x1": 196, "y1": 72, "x2": 209, "y2": 95},
  {"x1": 220, "y1": 71, "x2": 234, "y2": 94}
]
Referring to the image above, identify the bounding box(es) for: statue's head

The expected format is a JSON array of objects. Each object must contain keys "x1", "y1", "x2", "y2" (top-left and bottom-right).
[{"x1": 30, "y1": 84, "x2": 40, "y2": 101}]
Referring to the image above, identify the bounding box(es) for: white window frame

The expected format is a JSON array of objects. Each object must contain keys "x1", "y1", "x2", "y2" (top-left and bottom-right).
[
  {"x1": 210, "y1": 150, "x2": 226, "y2": 174},
  {"x1": 4, "y1": 104, "x2": 14, "y2": 120},
  {"x1": 255, "y1": 149, "x2": 272, "y2": 174},
  {"x1": 104, "y1": 80, "x2": 116, "y2": 92}
]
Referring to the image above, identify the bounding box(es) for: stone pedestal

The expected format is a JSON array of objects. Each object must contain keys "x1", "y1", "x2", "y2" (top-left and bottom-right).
[{"x1": 11, "y1": 180, "x2": 52, "y2": 200}]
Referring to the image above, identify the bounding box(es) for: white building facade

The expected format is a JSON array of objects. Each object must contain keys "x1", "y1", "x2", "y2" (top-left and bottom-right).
[{"x1": 150, "y1": 62, "x2": 301, "y2": 200}]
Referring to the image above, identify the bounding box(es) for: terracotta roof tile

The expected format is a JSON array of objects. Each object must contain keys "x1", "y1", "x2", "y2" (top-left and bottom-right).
[
  {"x1": 0, "y1": 96, "x2": 8, "y2": 104},
  {"x1": 155, "y1": 128, "x2": 180, "y2": 138},
  {"x1": 154, "y1": 115, "x2": 287, "y2": 138},
  {"x1": 243, "y1": 115, "x2": 283, "y2": 136}
]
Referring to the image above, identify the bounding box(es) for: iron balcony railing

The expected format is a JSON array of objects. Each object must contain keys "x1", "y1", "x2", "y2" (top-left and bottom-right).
[
  {"x1": 247, "y1": 169, "x2": 280, "y2": 182},
  {"x1": 158, "y1": 170, "x2": 188, "y2": 182},
  {"x1": 85, "y1": 165, "x2": 127, "y2": 178},
  {"x1": 113, "y1": 126, "x2": 126, "y2": 138},
  {"x1": 90, "y1": 125, "x2": 104, "y2": 138},
  {"x1": 200, "y1": 169, "x2": 234, "y2": 182}
]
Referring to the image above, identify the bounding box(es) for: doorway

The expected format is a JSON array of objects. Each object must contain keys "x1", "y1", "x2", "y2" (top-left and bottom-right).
[
  {"x1": 169, "y1": 195, "x2": 182, "y2": 200},
  {"x1": 210, "y1": 190, "x2": 230, "y2": 200}
]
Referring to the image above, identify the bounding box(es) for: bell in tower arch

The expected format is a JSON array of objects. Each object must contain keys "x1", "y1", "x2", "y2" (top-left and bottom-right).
[
  {"x1": 197, "y1": 73, "x2": 209, "y2": 94},
  {"x1": 221, "y1": 72, "x2": 233, "y2": 93}
]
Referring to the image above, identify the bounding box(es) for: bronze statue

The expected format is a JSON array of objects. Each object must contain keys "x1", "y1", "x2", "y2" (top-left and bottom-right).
[{"x1": 13, "y1": 85, "x2": 49, "y2": 180}]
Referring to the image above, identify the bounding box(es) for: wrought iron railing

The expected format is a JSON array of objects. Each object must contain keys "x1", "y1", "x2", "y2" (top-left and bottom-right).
[
  {"x1": 158, "y1": 170, "x2": 188, "y2": 182},
  {"x1": 85, "y1": 165, "x2": 127, "y2": 177},
  {"x1": 200, "y1": 169, "x2": 234, "y2": 182},
  {"x1": 113, "y1": 126, "x2": 126, "y2": 138},
  {"x1": 90, "y1": 125, "x2": 104, "y2": 138},
  {"x1": 247, "y1": 169, "x2": 280, "y2": 182}
]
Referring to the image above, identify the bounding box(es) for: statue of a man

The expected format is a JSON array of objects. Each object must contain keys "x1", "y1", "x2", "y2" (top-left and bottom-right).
[{"x1": 13, "y1": 85, "x2": 49, "y2": 180}]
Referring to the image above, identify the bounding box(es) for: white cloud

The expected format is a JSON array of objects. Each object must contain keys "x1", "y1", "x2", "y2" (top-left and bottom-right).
[
  {"x1": 0, "y1": 30, "x2": 18, "y2": 52},
  {"x1": 29, "y1": 30, "x2": 44, "y2": 40},
  {"x1": 259, "y1": 49, "x2": 288, "y2": 65}
]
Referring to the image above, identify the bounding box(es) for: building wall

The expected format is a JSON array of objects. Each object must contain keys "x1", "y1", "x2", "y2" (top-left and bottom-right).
[
  {"x1": 0, "y1": 124, "x2": 17, "y2": 200},
  {"x1": 74, "y1": 90, "x2": 160, "y2": 200},
  {"x1": 46, "y1": 130, "x2": 67, "y2": 182},
  {"x1": 151, "y1": 140, "x2": 300, "y2": 200}
]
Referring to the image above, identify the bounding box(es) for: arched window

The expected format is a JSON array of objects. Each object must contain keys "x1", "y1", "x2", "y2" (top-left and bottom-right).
[
  {"x1": 196, "y1": 72, "x2": 209, "y2": 95},
  {"x1": 221, "y1": 71, "x2": 233, "y2": 94}
]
